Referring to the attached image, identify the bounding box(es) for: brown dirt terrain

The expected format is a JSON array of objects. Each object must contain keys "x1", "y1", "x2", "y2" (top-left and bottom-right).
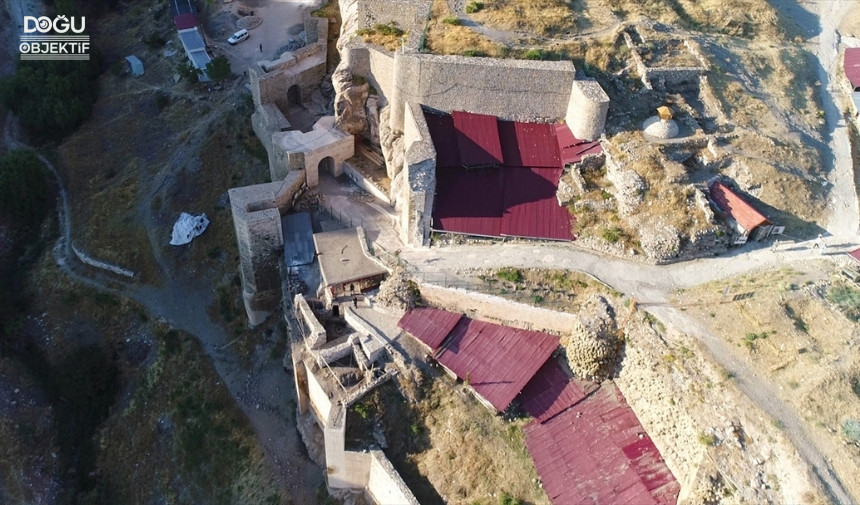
[{"x1": 676, "y1": 262, "x2": 860, "y2": 501}]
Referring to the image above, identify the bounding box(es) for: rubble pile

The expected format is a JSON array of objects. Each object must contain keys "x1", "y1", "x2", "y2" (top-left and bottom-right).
[{"x1": 374, "y1": 266, "x2": 420, "y2": 311}]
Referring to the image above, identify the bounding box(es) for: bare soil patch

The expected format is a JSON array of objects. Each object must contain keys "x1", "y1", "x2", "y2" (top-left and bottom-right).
[{"x1": 676, "y1": 263, "x2": 860, "y2": 501}]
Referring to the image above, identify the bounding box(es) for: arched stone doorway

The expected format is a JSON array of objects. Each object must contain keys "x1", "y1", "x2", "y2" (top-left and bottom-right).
[
  {"x1": 318, "y1": 156, "x2": 335, "y2": 176},
  {"x1": 287, "y1": 84, "x2": 301, "y2": 106}
]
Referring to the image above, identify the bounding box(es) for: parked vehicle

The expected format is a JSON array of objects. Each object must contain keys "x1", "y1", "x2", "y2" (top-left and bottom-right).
[{"x1": 228, "y1": 29, "x2": 249, "y2": 45}]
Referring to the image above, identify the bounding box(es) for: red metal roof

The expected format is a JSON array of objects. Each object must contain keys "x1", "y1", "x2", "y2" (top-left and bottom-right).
[
  {"x1": 501, "y1": 167, "x2": 574, "y2": 240},
  {"x1": 173, "y1": 13, "x2": 198, "y2": 30},
  {"x1": 846, "y1": 48, "x2": 860, "y2": 89},
  {"x1": 555, "y1": 123, "x2": 602, "y2": 165},
  {"x1": 424, "y1": 111, "x2": 461, "y2": 167},
  {"x1": 436, "y1": 317, "x2": 559, "y2": 411},
  {"x1": 848, "y1": 247, "x2": 860, "y2": 265},
  {"x1": 433, "y1": 166, "x2": 504, "y2": 237},
  {"x1": 453, "y1": 110, "x2": 504, "y2": 167},
  {"x1": 525, "y1": 383, "x2": 681, "y2": 505},
  {"x1": 398, "y1": 307, "x2": 463, "y2": 350},
  {"x1": 709, "y1": 181, "x2": 770, "y2": 231},
  {"x1": 425, "y1": 109, "x2": 600, "y2": 241},
  {"x1": 519, "y1": 359, "x2": 598, "y2": 423},
  {"x1": 499, "y1": 121, "x2": 561, "y2": 168}
]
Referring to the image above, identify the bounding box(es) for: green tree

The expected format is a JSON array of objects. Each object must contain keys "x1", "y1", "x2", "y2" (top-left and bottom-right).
[
  {"x1": 178, "y1": 61, "x2": 202, "y2": 84},
  {"x1": 0, "y1": 59, "x2": 101, "y2": 142},
  {"x1": 0, "y1": 150, "x2": 51, "y2": 230},
  {"x1": 205, "y1": 55, "x2": 232, "y2": 81}
]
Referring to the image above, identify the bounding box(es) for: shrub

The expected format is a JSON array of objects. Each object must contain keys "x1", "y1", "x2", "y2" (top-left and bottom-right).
[
  {"x1": 523, "y1": 49, "x2": 543, "y2": 60},
  {"x1": 602, "y1": 227, "x2": 622, "y2": 243},
  {"x1": 827, "y1": 284, "x2": 860, "y2": 321},
  {"x1": 499, "y1": 492, "x2": 522, "y2": 505},
  {"x1": 843, "y1": 419, "x2": 860, "y2": 442},
  {"x1": 698, "y1": 432, "x2": 716, "y2": 446},
  {"x1": 496, "y1": 267, "x2": 523, "y2": 284},
  {"x1": 443, "y1": 16, "x2": 462, "y2": 25},
  {"x1": 462, "y1": 48, "x2": 486, "y2": 57},
  {"x1": 205, "y1": 55, "x2": 231, "y2": 81},
  {"x1": 143, "y1": 33, "x2": 165, "y2": 49},
  {"x1": 465, "y1": 1, "x2": 484, "y2": 14}
]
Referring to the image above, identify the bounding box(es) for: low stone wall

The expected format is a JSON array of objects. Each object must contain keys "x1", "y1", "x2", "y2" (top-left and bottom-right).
[
  {"x1": 417, "y1": 282, "x2": 578, "y2": 335},
  {"x1": 367, "y1": 450, "x2": 421, "y2": 505},
  {"x1": 307, "y1": 361, "x2": 334, "y2": 423},
  {"x1": 343, "y1": 161, "x2": 391, "y2": 204},
  {"x1": 295, "y1": 294, "x2": 327, "y2": 349},
  {"x1": 399, "y1": 102, "x2": 436, "y2": 246},
  {"x1": 72, "y1": 245, "x2": 135, "y2": 278}
]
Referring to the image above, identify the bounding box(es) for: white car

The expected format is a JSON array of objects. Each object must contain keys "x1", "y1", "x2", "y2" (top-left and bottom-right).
[{"x1": 228, "y1": 29, "x2": 249, "y2": 45}]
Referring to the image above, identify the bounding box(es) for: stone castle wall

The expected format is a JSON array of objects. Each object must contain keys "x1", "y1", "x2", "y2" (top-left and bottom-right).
[{"x1": 390, "y1": 53, "x2": 577, "y2": 131}]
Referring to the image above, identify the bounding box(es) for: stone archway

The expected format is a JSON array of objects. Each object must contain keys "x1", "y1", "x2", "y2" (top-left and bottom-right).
[
  {"x1": 318, "y1": 156, "x2": 335, "y2": 176},
  {"x1": 287, "y1": 84, "x2": 301, "y2": 106}
]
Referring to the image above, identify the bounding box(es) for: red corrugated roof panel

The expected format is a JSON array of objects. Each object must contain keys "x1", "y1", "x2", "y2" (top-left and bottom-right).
[
  {"x1": 519, "y1": 359, "x2": 598, "y2": 423},
  {"x1": 498, "y1": 121, "x2": 561, "y2": 168},
  {"x1": 173, "y1": 13, "x2": 198, "y2": 30},
  {"x1": 501, "y1": 167, "x2": 574, "y2": 240},
  {"x1": 555, "y1": 123, "x2": 603, "y2": 165},
  {"x1": 424, "y1": 111, "x2": 461, "y2": 168},
  {"x1": 525, "y1": 383, "x2": 680, "y2": 505},
  {"x1": 398, "y1": 307, "x2": 463, "y2": 350},
  {"x1": 709, "y1": 181, "x2": 770, "y2": 231},
  {"x1": 436, "y1": 318, "x2": 559, "y2": 411},
  {"x1": 433, "y1": 166, "x2": 504, "y2": 237},
  {"x1": 848, "y1": 247, "x2": 860, "y2": 265},
  {"x1": 846, "y1": 48, "x2": 860, "y2": 89},
  {"x1": 453, "y1": 110, "x2": 504, "y2": 167}
]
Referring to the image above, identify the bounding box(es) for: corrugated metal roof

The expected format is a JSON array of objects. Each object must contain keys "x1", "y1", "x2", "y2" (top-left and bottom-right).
[
  {"x1": 525, "y1": 383, "x2": 680, "y2": 505},
  {"x1": 499, "y1": 121, "x2": 561, "y2": 168},
  {"x1": 398, "y1": 307, "x2": 463, "y2": 350},
  {"x1": 283, "y1": 212, "x2": 315, "y2": 267},
  {"x1": 453, "y1": 111, "x2": 504, "y2": 167},
  {"x1": 433, "y1": 166, "x2": 504, "y2": 237},
  {"x1": 709, "y1": 181, "x2": 770, "y2": 231},
  {"x1": 501, "y1": 167, "x2": 574, "y2": 240},
  {"x1": 436, "y1": 318, "x2": 559, "y2": 411},
  {"x1": 846, "y1": 48, "x2": 860, "y2": 89},
  {"x1": 555, "y1": 123, "x2": 602, "y2": 165},
  {"x1": 519, "y1": 359, "x2": 598, "y2": 423},
  {"x1": 173, "y1": 13, "x2": 198, "y2": 30},
  {"x1": 425, "y1": 109, "x2": 595, "y2": 241},
  {"x1": 848, "y1": 247, "x2": 860, "y2": 265},
  {"x1": 424, "y1": 111, "x2": 460, "y2": 167}
]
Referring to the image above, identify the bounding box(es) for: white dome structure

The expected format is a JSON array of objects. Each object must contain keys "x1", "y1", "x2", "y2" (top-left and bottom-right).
[{"x1": 643, "y1": 115, "x2": 679, "y2": 139}]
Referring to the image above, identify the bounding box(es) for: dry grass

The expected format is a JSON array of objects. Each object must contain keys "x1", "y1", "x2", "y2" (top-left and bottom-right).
[
  {"x1": 357, "y1": 23, "x2": 407, "y2": 52},
  {"x1": 97, "y1": 325, "x2": 286, "y2": 504},
  {"x1": 677, "y1": 264, "x2": 860, "y2": 502},
  {"x1": 403, "y1": 373, "x2": 548, "y2": 505},
  {"x1": 424, "y1": 0, "x2": 504, "y2": 56},
  {"x1": 470, "y1": 0, "x2": 578, "y2": 37},
  {"x1": 470, "y1": 268, "x2": 619, "y2": 312},
  {"x1": 604, "y1": 0, "x2": 782, "y2": 40}
]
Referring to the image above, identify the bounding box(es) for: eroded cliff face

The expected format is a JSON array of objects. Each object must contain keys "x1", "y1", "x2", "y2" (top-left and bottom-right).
[
  {"x1": 332, "y1": 0, "x2": 367, "y2": 136},
  {"x1": 333, "y1": 0, "x2": 405, "y2": 200}
]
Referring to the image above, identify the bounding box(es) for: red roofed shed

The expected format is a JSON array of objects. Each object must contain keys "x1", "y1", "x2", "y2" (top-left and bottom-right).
[
  {"x1": 848, "y1": 247, "x2": 860, "y2": 265},
  {"x1": 397, "y1": 307, "x2": 463, "y2": 351},
  {"x1": 173, "y1": 13, "x2": 198, "y2": 31},
  {"x1": 846, "y1": 48, "x2": 860, "y2": 91},
  {"x1": 525, "y1": 383, "x2": 680, "y2": 505},
  {"x1": 709, "y1": 181, "x2": 774, "y2": 244}
]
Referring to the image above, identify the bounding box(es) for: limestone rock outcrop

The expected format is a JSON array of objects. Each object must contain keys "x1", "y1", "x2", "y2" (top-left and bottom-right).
[{"x1": 333, "y1": 67, "x2": 369, "y2": 135}]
